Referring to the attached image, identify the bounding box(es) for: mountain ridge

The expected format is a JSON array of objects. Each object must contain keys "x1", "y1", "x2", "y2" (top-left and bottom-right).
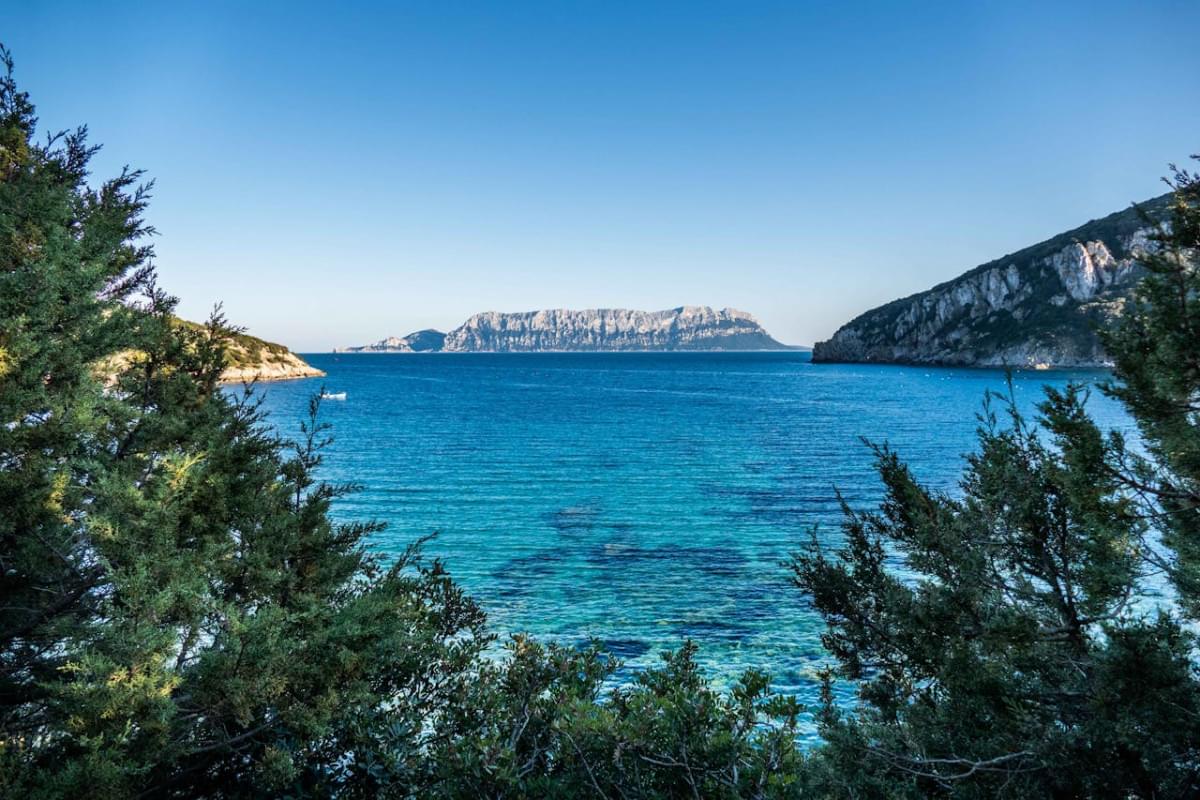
[
  {"x1": 812, "y1": 194, "x2": 1171, "y2": 367},
  {"x1": 342, "y1": 306, "x2": 803, "y2": 353}
]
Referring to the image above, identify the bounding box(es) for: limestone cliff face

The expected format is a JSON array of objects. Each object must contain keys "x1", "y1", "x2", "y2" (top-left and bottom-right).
[
  {"x1": 440, "y1": 306, "x2": 791, "y2": 352},
  {"x1": 812, "y1": 196, "x2": 1168, "y2": 367}
]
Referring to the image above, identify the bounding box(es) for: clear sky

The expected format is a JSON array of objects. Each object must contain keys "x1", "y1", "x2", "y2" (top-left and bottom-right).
[{"x1": 7, "y1": 1, "x2": 1199, "y2": 350}]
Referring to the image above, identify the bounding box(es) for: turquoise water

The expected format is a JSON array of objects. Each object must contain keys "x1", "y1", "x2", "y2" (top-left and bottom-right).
[{"x1": 253, "y1": 352, "x2": 1130, "y2": 702}]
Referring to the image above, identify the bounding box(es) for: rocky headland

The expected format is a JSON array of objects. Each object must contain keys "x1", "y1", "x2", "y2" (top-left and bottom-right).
[
  {"x1": 100, "y1": 321, "x2": 323, "y2": 384},
  {"x1": 201, "y1": 323, "x2": 324, "y2": 383},
  {"x1": 812, "y1": 195, "x2": 1170, "y2": 367},
  {"x1": 217, "y1": 336, "x2": 324, "y2": 384}
]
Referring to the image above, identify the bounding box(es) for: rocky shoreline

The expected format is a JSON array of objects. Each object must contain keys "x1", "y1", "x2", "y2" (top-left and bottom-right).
[
  {"x1": 184, "y1": 319, "x2": 325, "y2": 384},
  {"x1": 218, "y1": 354, "x2": 324, "y2": 384}
]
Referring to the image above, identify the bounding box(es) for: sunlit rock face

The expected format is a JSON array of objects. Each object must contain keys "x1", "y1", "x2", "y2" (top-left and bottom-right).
[
  {"x1": 813, "y1": 196, "x2": 1169, "y2": 367},
  {"x1": 338, "y1": 329, "x2": 446, "y2": 353},
  {"x1": 441, "y1": 306, "x2": 791, "y2": 352}
]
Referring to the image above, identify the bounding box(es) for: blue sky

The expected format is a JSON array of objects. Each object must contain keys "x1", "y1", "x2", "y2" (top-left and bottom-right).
[{"x1": 8, "y1": 1, "x2": 1199, "y2": 350}]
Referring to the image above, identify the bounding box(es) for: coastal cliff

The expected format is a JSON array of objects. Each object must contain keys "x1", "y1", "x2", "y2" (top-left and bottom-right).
[
  {"x1": 175, "y1": 320, "x2": 325, "y2": 383},
  {"x1": 444, "y1": 306, "x2": 790, "y2": 352},
  {"x1": 345, "y1": 306, "x2": 797, "y2": 352},
  {"x1": 217, "y1": 330, "x2": 324, "y2": 383},
  {"x1": 812, "y1": 196, "x2": 1169, "y2": 367}
]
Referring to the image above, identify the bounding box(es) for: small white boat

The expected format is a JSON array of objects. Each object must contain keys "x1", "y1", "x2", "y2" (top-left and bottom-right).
[{"x1": 321, "y1": 391, "x2": 347, "y2": 400}]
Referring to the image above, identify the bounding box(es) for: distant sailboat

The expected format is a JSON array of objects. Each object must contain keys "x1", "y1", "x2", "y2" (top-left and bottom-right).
[{"x1": 321, "y1": 391, "x2": 347, "y2": 400}]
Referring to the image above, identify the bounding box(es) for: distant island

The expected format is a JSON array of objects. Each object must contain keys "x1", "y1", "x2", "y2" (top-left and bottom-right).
[
  {"x1": 341, "y1": 328, "x2": 447, "y2": 353},
  {"x1": 812, "y1": 195, "x2": 1170, "y2": 367},
  {"x1": 340, "y1": 306, "x2": 805, "y2": 353}
]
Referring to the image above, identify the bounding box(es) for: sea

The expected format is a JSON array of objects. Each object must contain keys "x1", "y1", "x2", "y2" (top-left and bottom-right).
[{"x1": 251, "y1": 351, "x2": 1131, "y2": 715}]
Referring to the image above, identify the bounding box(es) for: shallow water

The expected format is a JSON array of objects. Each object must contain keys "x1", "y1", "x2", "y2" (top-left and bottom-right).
[{"x1": 252, "y1": 352, "x2": 1130, "y2": 705}]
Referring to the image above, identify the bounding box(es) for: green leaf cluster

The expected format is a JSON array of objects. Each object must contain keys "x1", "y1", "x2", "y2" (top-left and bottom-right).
[
  {"x1": 0, "y1": 48, "x2": 808, "y2": 799},
  {"x1": 0, "y1": 48, "x2": 493, "y2": 798},
  {"x1": 6, "y1": 40, "x2": 1200, "y2": 798},
  {"x1": 792, "y1": 158, "x2": 1200, "y2": 797}
]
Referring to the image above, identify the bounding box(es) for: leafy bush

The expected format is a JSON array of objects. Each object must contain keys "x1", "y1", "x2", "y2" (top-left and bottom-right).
[
  {"x1": 4, "y1": 41, "x2": 1200, "y2": 798},
  {"x1": 792, "y1": 159, "x2": 1200, "y2": 798}
]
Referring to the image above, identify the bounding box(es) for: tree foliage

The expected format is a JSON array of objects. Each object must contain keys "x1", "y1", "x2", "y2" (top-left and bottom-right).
[
  {"x1": 0, "y1": 46, "x2": 495, "y2": 798},
  {"x1": 792, "y1": 159, "x2": 1200, "y2": 798},
  {"x1": 0, "y1": 47, "x2": 806, "y2": 799},
  {"x1": 429, "y1": 638, "x2": 807, "y2": 798},
  {"x1": 6, "y1": 39, "x2": 1200, "y2": 798}
]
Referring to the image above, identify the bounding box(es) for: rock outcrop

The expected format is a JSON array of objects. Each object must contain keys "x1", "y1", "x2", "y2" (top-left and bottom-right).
[
  {"x1": 345, "y1": 307, "x2": 797, "y2": 353},
  {"x1": 214, "y1": 327, "x2": 324, "y2": 383},
  {"x1": 812, "y1": 196, "x2": 1168, "y2": 367},
  {"x1": 338, "y1": 329, "x2": 446, "y2": 353},
  {"x1": 442, "y1": 306, "x2": 791, "y2": 352},
  {"x1": 102, "y1": 320, "x2": 323, "y2": 384},
  {"x1": 218, "y1": 345, "x2": 324, "y2": 384}
]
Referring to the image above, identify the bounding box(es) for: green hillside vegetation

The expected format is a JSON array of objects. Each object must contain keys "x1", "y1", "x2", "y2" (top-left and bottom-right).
[
  {"x1": 173, "y1": 317, "x2": 292, "y2": 369},
  {"x1": 99, "y1": 316, "x2": 320, "y2": 383},
  {"x1": 5, "y1": 45, "x2": 1200, "y2": 798}
]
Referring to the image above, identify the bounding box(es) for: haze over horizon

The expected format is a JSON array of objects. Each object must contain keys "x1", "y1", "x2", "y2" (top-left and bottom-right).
[{"x1": 8, "y1": 0, "x2": 1200, "y2": 351}]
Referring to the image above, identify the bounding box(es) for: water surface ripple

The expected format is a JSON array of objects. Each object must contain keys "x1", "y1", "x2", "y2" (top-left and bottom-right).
[{"x1": 254, "y1": 352, "x2": 1129, "y2": 701}]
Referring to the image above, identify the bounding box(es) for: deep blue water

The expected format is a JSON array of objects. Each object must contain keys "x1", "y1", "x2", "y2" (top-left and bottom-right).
[{"x1": 251, "y1": 352, "x2": 1130, "y2": 706}]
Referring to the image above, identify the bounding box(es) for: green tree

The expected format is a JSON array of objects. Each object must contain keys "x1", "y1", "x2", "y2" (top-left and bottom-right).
[
  {"x1": 792, "y1": 159, "x2": 1200, "y2": 798},
  {"x1": 0, "y1": 45, "x2": 809, "y2": 799},
  {"x1": 0, "y1": 47, "x2": 492, "y2": 798},
  {"x1": 1103, "y1": 161, "x2": 1200, "y2": 617},
  {"x1": 428, "y1": 637, "x2": 808, "y2": 798},
  {"x1": 14, "y1": 30, "x2": 1200, "y2": 797}
]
